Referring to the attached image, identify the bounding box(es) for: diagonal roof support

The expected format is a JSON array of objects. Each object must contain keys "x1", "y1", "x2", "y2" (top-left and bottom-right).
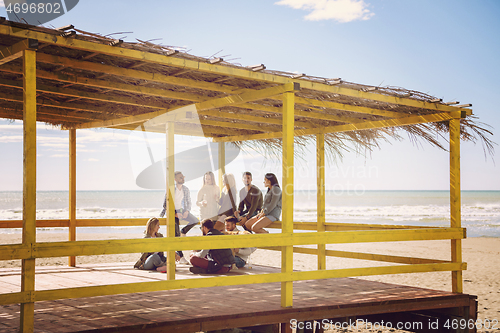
[
  {"x1": 0, "y1": 39, "x2": 38, "y2": 65},
  {"x1": 71, "y1": 82, "x2": 300, "y2": 130}
]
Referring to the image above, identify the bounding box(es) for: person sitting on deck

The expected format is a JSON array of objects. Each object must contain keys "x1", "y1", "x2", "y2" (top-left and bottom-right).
[
  {"x1": 134, "y1": 217, "x2": 179, "y2": 271},
  {"x1": 244, "y1": 173, "x2": 281, "y2": 234},
  {"x1": 189, "y1": 219, "x2": 236, "y2": 274},
  {"x1": 234, "y1": 171, "x2": 263, "y2": 227},
  {"x1": 224, "y1": 216, "x2": 256, "y2": 268}
]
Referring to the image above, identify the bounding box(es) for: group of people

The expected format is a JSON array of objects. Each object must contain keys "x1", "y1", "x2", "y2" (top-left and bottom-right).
[{"x1": 135, "y1": 171, "x2": 282, "y2": 274}]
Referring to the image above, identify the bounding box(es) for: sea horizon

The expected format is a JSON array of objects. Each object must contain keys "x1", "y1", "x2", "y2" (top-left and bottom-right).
[{"x1": 1, "y1": 190, "x2": 499, "y2": 238}]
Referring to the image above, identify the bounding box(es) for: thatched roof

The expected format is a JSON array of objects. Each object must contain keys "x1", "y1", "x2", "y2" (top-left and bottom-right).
[{"x1": 0, "y1": 18, "x2": 494, "y2": 159}]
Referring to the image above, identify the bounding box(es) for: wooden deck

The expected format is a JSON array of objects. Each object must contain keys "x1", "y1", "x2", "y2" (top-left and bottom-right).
[{"x1": 0, "y1": 263, "x2": 477, "y2": 333}]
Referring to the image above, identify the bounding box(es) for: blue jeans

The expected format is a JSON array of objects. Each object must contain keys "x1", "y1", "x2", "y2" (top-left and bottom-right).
[
  {"x1": 143, "y1": 253, "x2": 165, "y2": 270},
  {"x1": 234, "y1": 256, "x2": 246, "y2": 268},
  {"x1": 179, "y1": 212, "x2": 200, "y2": 234}
]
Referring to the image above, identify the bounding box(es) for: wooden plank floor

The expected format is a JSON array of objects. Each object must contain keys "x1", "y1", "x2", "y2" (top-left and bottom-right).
[{"x1": 0, "y1": 263, "x2": 476, "y2": 332}]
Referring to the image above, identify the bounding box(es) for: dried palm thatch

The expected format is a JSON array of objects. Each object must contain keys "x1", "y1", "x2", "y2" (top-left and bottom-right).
[{"x1": 0, "y1": 18, "x2": 495, "y2": 162}]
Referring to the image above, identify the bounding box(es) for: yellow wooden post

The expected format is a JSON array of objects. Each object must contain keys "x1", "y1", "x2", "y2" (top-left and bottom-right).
[
  {"x1": 166, "y1": 121, "x2": 176, "y2": 279},
  {"x1": 450, "y1": 117, "x2": 463, "y2": 293},
  {"x1": 281, "y1": 90, "x2": 294, "y2": 308},
  {"x1": 69, "y1": 129, "x2": 76, "y2": 266},
  {"x1": 20, "y1": 48, "x2": 36, "y2": 332},
  {"x1": 316, "y1": 133, "x2": 326, "y2": 270},
  {"x1": 218, "y1": 142, "x2": 225, "y2": 190}
]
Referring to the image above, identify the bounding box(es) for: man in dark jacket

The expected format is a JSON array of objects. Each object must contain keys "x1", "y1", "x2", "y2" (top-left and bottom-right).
[
  {"x1": 189, "y1": 219, "x2": 235, "y2": 274},
  {"x1": 235, "y1": 171, "x2": 263, "y2": 226}
]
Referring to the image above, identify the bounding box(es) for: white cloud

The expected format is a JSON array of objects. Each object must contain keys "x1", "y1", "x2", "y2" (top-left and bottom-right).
[
  {"x1": 50, "y1": 154, "x2": 68, "y2": 158},
  {"x1": 0, "y1": 0, "x2": 4, "y2": 8},
  {"x1": 0, "y1": 135, "x2": 23, "y2": 143},
  {"x1": 87, "y1": 158, "x2": 99, "y2": 162},
  {"x1": 275, "y1": 0, "x2": 374, "y2": 23}
]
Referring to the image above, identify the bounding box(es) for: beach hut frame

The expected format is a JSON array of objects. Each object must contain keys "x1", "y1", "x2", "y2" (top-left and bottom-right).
[{"x1": 0, "y1": 18, "x2": 479, "y2": 331}]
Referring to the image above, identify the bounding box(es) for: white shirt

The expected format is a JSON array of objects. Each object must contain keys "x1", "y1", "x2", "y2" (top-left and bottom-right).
[{"x1": 175, "y1": 186, "x2": 183, "y2": 209}]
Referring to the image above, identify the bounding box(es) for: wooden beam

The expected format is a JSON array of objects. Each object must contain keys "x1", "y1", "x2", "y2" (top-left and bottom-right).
[
  {"x1": 0, "y1": 78, "x2": 170, "y2": 109},
  {"x1": 35, "y1": 53, "x2": 234, "y2": 94},
  {"x1": 199, "y1": 110, "x2": 282, "y2": 125},
  {"x1": 0, "y1": 25, "x2": 472, "y2": 113},
  {"x1": 72, "y1": 108, "x2": 171, "y2": 129},
  {"x1": 0, "y1": 91, "x2": 135, "y2": 116},
  {"x1": 73, "y1": 83, "x2": 300, "y2": 130},
  {"x1": 0, "y1": 39, "x2": 37, "y2": 65},
  {"x1": 449, "y1": 117, "x2": 463, "y2": 293},
  {"x1": 0, "y1": 228, "x2": 467, "y2": 261},
  {"x1": 0, "y1": 62, "x2": 208, "y2": 102},
  {"x1": 31, "y1": 54, "x2": 395, "y2": 121},
  {"x1": 0, "y1": 107, "x2": 95, "y2": 125},
  {"x1": 0, "y1": 101, "x2": 112, "y2": 121},
  {"x1": 68, "y1": 129, "x2": 76, "y2": 267},
  {"x1": 281, "y1": 91, "x2": 294, "y2": 308},
  {"x1": 316, "y1": 133, "x2": 326, "y2": 270},
  {"x1": 196, "y1": 119, "x2": 276, "y2": 132},
  {"x1": 195, "y1": 82, "x2": 299, "y2": 111},
  {"x1": 294, "y1": 96, "x2": 402, "y2": 118},
  {"x1": 295, "y1": 108, "x2": 364, "y2": 124},
  {"x1": 110, "y1": 122, "x2": 230, "y2": 137},
  {"x1": 20, "y1": 48, "x2": 36, "y2": 333},
  {"x1": 198, "y1": 109, "x2": 314, "y2": 128},
  {"x1": 1, "y1": 56, "x2": 392, "y2": 124},
  {"x1": 213, "y1": 111, "x2": 466, "y2": 142},
  {"x1": 31, "y1": 53, "x2": 466, "y2": 122},
  {"x1": 166, "y1": 121, "x2": 176, "y2": 280},
  {"x1": 0, "y1": 63, "x2": 336, "y2": 127}
]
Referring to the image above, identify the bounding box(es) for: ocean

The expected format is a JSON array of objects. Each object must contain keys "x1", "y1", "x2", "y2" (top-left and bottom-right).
[{"x1": 0, "y1": 190, "x2": 499, "y2": 238}]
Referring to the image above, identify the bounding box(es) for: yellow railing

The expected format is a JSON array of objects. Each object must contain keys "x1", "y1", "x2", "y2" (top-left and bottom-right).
[{"x1": 0, "y1": 219, "x2": 466, "y2": 307}]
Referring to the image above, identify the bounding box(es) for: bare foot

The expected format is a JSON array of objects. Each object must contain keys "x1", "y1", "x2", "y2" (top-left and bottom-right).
[{"x1": 156, "y1": 265, "x2": 166, "y2": 272}]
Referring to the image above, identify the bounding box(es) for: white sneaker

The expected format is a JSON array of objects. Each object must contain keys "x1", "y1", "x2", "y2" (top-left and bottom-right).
[{"x1": 177, "y1": 257, "x2": 189, "y2": 265}]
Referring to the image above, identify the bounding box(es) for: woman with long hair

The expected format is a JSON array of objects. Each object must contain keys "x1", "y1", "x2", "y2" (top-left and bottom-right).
[
  {"x1": 134, "y1": 217, "x2": 178, "y2": 271},
  {"x1": 196, "y1": 171, "x2": 220, "y2": 221},
  {"x1": 244, "y1": 173, "x2": 281, "y2": 233},
  {"x1": 215, "y1": 173, "x2": 237, "y2": 231}
]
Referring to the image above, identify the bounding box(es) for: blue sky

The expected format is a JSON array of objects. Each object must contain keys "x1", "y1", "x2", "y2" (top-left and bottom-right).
[{"x1": 0, "y1": 0, "x2": 499, "y2": 191}]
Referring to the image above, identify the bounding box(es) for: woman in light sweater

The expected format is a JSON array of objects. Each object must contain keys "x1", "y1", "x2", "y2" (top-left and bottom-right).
[
  {"x1": 196, "y1": 171, "x2": 220, "y2": 221},
  {"x1": 244, "y1": 173, "x2": 281, "y2": 233},
  {"x1": 215, "y1": 173, "x2": 238, "y2": 231}
]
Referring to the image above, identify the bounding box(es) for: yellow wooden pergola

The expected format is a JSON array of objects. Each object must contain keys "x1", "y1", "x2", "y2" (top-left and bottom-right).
[{"x1": 0, "y1": 19, "x2": 471, "y2": 331}]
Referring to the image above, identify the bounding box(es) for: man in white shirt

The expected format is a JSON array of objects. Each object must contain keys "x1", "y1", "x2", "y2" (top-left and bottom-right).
[{"x1": 160, "y1": 171, "x2": 199, "y2": 264}]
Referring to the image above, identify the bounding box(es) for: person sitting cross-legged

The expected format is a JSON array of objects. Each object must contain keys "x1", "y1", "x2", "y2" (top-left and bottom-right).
[
  {"x1": 189, "y1": 219, "x2": 235, "y2": 274},
  {"x1": 224, "y1": 216, "x2": 256, "y2": 268}
]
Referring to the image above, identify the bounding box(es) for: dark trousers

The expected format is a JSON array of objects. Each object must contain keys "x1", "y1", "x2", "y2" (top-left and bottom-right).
[
  {"x1": 174, "y1": 217, "x2": 183, "y2": 258},
  {"x1": 179, "y1": 212, "x2": 200, "y2": 234},
  {"x1": 189, "y1": 256, "x2": 231, "y2": 274}
]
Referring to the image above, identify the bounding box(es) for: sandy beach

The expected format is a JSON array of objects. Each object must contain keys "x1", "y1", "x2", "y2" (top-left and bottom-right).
[{"x1": 1, "y1": 233, "x2": 498, "y2": 331}]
